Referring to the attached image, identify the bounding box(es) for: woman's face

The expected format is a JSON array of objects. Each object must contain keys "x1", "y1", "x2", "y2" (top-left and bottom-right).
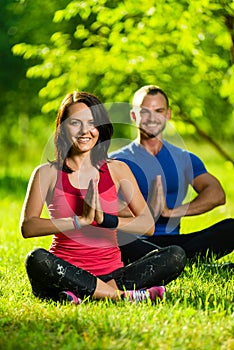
[{"x1": 64, "y1": 102, "x2": 99, "y2": 153}]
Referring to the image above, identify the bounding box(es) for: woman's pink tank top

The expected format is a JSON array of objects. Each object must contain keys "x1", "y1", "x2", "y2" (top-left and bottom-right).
[{"x1": 48, "y1": 162, "x2": 123, "y2": 276}]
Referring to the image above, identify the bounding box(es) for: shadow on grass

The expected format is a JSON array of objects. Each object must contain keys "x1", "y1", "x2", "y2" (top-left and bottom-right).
[{"x1": 0, "y1": 174, "x2": 28, "y2": 199}]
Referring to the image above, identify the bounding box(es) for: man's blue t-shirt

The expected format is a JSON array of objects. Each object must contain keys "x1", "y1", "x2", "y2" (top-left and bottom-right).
[{"x1": 110, "y1": 140, "x2": 207, "y2": 235}]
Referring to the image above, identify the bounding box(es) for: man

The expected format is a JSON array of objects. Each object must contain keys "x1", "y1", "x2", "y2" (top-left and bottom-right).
[{"x1": 110, "y1": 85, "x2": 234, "y2": 267}]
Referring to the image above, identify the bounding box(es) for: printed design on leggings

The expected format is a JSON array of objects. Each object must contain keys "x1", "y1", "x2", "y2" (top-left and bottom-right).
[{"x1": 56, "y1": 264, "x2": 66, "y2": 277}]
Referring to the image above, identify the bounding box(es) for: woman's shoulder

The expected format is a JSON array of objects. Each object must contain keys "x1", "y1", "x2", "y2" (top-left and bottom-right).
[
  {"x1": 27, "y1": 163, "x2": 58, "y2": 195},
  {"x1": 107, "y1": 159, "x2": 132, "y2": 181},
  {"x1": 30, "y1": 162, "x2": 58, "y2": 182},
  {"x1": 107, "y1": 158, "x2": 130, "y2": 171},
  {"x1": 33, "y1": 162, "x2": 57, "y2": 174}
]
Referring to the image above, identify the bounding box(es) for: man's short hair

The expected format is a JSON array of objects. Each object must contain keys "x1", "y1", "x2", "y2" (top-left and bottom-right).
[{"x1": 132, "y1": 85, "x2": 169, "y2": 108}]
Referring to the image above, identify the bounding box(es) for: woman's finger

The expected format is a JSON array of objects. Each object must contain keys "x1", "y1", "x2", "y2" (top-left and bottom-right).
[
  {"x1": 93, "y1": 180, "x2": 104, "y2": 224},
  {"x1": 83, "y1": 179, "x2": 95, "y2": 221}
]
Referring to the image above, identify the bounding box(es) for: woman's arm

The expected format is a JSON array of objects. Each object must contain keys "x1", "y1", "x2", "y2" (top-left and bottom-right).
[
  {"x1": 108, "y1": 160, "x2": 155, "y2": 236},
  {"x1": 20, "y1": 164, "x2": 76, "y2": 238},
  {"x1": 118, "y1": 199, "x2": 134, "y2": 217},
  {"x1": 21, "y1": 165, "x2": 100, "y2": 238}
]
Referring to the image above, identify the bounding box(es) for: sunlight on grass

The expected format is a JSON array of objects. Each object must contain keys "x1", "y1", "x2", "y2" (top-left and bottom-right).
[{"x1": 0, "y1": 142, "x2": 234, "y2": 350}]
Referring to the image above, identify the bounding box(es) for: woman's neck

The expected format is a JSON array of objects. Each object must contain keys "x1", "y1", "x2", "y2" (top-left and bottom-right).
[
  {"x1": 66, "y1": 154, "x2": 99, "y2": 189},
  {"x1": 66, "y1": 152, "x2": 92, "y2": 171}
]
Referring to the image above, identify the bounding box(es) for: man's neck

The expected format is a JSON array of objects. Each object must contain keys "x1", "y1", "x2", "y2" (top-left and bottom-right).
[{"x1": 138, "y1": 135, "x2": 163, "y2": 156}]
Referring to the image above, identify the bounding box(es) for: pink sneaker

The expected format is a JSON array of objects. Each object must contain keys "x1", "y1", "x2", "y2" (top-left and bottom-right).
[
  {"x1": 123, "y1": 286, "x2": 166, "y2": 303},
  {"x1": 148, "y1": 286, "x2": 166, "y2": 301},
  {"x1": 59, "y1": 291, "x2": 82, "y2": 305}
]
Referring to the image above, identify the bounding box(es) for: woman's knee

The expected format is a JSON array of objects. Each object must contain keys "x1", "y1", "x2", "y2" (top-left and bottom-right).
[
  {"x1": 152, "y1": 245, "x2": 186, "y2": 273},
  {"x1": 167, "y1": 245, "x2": 187, "y2": 271},
  {"x1": 25, "y1": 248, "x2": 51, "y2": 277},
  {"x1": 26, "y1": 248, "x2": 47, "y2": 266}
]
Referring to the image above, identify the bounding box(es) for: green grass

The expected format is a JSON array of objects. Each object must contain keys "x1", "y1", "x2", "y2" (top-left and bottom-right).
[{"x1": 0, "y1": 142, "x2": 234, "y2": 350}]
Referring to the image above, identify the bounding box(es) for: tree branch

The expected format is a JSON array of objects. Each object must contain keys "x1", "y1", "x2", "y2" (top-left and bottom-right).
[
  {"x1": 178, "y1": 113, "x2": 234, "y2": 165},
  {"x1": 225, "y1": 14, "x2": 234, "y2": 64}
]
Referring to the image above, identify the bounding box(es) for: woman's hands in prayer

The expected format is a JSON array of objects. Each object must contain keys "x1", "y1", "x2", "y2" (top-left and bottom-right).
[{"x1": 81, "y1": 179, "x2": 104, "y2": 226}]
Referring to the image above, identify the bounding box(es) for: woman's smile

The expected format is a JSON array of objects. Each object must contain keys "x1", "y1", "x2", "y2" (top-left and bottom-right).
[
  {"x1": 65, "y1": 102, "x2": 99, "y2": 151},
  {"x1": 76, "y1": 136, "x2": 92, "y2": 143}
]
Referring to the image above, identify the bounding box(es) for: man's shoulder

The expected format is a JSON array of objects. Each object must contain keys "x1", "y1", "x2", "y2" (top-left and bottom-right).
[
  {"x1": 163, "y1": 140, "x2": 196, "y2": 159},
  {"x1": 163, "y1": 140, "x2": 188, "y2": 153},
  {"x1": 163, "y1": 140, "x2": 207, "y2": 174}
]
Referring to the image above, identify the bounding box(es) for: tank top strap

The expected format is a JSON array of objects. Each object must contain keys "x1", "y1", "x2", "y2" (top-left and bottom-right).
[{"x1": 98, "y1": 162, "x2": 115, "y2": 193}]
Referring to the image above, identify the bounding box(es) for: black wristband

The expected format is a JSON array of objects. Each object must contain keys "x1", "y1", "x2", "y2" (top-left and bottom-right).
[{"x1": 99, "y1": 213, "x2": 119, "y2": 229}]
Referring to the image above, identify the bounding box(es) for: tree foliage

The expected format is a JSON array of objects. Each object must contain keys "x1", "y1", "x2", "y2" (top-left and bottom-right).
[
  {"x1": 4, "y1": 0, "x2": 234, "y2": 162},
  {"x1": 0, "y1": 0, "x2": 69, "y2": 166}
]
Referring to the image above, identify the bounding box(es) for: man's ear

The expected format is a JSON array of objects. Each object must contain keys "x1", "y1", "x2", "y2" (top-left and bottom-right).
[
  {"x1": 130, "y1": 110, "x2": 137, "y2": 122},
  {"x1": 166, "y1": 109, "x2": 171, "y2": 121}
]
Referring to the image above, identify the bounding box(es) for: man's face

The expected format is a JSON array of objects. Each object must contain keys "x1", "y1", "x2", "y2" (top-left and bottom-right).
[{"x1": 133, "y1": 93, "x2": 171, "y2": 139}]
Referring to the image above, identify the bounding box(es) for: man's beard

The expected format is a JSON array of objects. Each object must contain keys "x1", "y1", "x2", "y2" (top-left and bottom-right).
[{"x1": 139, "y1": 127, "x2": 160, "y2": 139}]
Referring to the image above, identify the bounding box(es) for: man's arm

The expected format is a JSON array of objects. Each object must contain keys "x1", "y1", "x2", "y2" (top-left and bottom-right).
[{"x1": 161, "y1": 173, "x2": 226, "y2": 218}]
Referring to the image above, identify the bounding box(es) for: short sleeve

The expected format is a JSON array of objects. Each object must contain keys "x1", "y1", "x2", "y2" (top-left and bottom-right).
[{"x1": 186, "y1": 152, "x2": 207, "y2": 183}]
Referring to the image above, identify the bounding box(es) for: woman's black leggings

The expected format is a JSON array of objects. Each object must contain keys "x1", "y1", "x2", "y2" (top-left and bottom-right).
[{"x1": 25, "y1": 245, "x2": 186, "y2": 301}]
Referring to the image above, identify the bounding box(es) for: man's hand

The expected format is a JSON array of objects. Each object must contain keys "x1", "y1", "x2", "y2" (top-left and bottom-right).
[{"x1": 149, "y1": 175, "x2": 170, "y2": 220}]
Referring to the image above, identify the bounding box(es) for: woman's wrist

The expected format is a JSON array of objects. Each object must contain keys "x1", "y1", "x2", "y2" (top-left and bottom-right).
[
  {"x1": 98, "y1": 213, "x2": 119, "y2": 229},
  {"x1": 73, "y1": 215, "x2": 81, "y2": 230},
  {"x1": 72, "y1": 213, "x2": 119, "y2": 230}
]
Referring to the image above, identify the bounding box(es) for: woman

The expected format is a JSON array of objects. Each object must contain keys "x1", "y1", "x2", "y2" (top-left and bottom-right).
[{"x1": 20, "y1": 91, "x2": 186, "y2": 304}]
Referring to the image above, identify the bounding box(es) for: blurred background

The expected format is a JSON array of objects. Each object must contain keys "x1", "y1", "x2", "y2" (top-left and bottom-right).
[{"x1": 0, "y1": 0, "x2": 233, "y2": 203}]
